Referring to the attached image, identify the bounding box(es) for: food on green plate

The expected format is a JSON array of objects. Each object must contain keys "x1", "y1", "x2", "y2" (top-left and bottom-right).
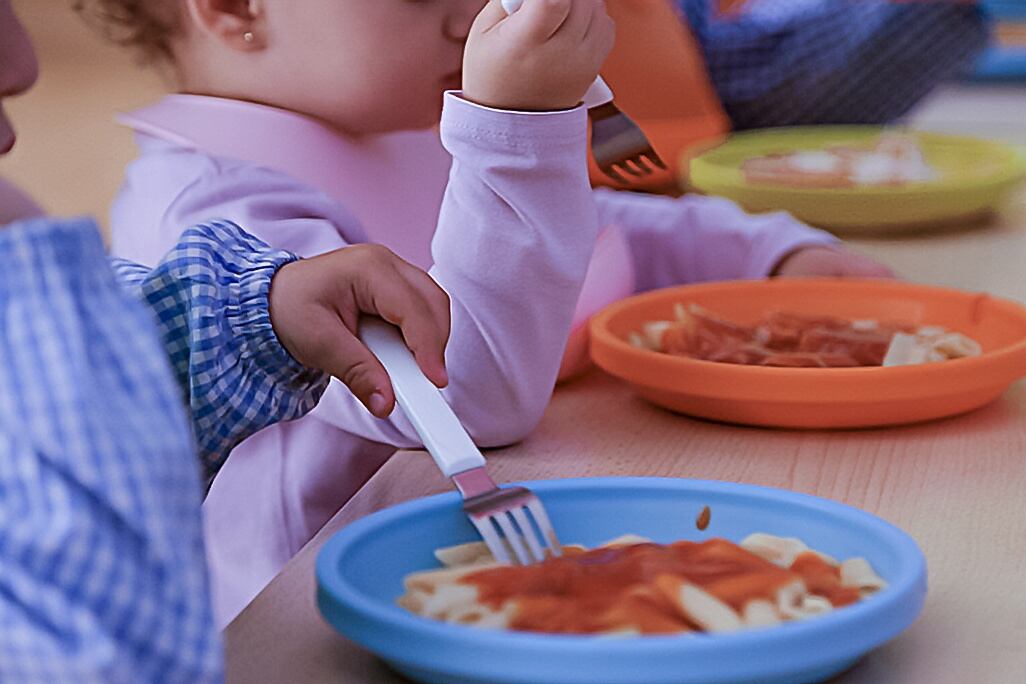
[{"x1": 741, "y1": 133, "x2": 938, "y2": 188}]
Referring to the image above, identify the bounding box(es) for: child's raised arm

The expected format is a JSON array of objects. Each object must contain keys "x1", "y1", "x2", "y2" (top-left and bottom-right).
[{"x1": 311, "y1": 0, "x2": 614, "y2": 446}]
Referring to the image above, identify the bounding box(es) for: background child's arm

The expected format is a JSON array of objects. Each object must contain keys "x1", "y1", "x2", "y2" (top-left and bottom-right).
[{"x1": 591, "y1": 187, "x2": 841, "y2": 292}]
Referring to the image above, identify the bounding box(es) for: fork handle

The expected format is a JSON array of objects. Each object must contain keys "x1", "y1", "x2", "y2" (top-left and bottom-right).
[
  {"x1": 499, "y1": 0, "x2": 615, "y2": 109},
  {"x1": 359, "y1": 317, "x2": 486, "y2": 478}
]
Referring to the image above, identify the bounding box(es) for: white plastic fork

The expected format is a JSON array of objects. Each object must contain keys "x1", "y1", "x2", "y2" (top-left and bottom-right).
[
  {"x1": 500, "y1": 0, "x2": 666, "y2": 183},
  {"x1": 359, "y1": 317, "x2": 562, "y2": 565}
]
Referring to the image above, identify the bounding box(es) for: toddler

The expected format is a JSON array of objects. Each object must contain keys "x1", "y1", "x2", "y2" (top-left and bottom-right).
[{"x1": 78, "y1": 0, "x2": 891, "y2": 625}]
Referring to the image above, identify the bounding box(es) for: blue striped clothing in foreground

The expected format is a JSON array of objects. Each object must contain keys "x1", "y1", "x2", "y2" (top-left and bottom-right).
[{"x1": 0, "y1": 218, "x2": 328, "y2": 682}]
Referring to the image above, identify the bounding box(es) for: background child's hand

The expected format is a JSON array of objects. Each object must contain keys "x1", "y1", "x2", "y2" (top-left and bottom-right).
[
  {"x1": 772, "y1": 246, "x2": 896, "y2": 279},
  {"x1": 463, "y1": 0, "x2": 615, "y2": 111},
  {"x1": 269, "y1": 244, "x2": 451, "y2": 418}
]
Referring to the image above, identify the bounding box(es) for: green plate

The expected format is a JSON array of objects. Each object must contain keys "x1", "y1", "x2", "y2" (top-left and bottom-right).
[{"x1": 688, "y1": 126, "x2": 1026, "y2": 234}]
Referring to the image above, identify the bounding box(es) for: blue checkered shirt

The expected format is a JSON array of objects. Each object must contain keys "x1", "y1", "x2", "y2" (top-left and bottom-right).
[
  {"x1": 678, "y1": 0, "x2": 990, "y2": 128},
  {"x1": 0, "y1": 218, "x2": 328, "y2": 682}
]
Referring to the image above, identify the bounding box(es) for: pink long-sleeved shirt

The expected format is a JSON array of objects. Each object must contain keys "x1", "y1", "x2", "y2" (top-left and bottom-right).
[{"x1": 110, "y1": 92, "x2": 836, "y2": 625}]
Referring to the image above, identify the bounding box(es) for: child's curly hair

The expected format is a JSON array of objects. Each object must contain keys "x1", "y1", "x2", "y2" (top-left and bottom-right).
[{"x1": 73, "y1": 0, "x2": 182, "y2": 64}]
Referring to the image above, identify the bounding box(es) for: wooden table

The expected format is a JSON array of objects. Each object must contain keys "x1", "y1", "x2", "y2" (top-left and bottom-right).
[{"x1": 225, "y1": 86, "x2": 1026, "y2": 684}]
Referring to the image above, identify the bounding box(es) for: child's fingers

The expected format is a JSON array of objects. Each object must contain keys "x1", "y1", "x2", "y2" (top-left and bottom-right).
[
  {"x1": 510, "y1": 0, "x2": 574, "y2": 42},
  {"x1": 555, "y1": 0, "x2": 606, "y2": 42},
  {"x1": 334, "y1": 245, "x2": 450, "y2": 388},
  {"x1": 772, "y1": 247, "x2": 896, "y2": 279},
  {"x1": 582, "y1": 0, "x2": 615, "y2": 48},
  {"x1": 402, "y1": 318, "x2": 450, "y2": 390},
  {"x1": 394, "y1": 260, "x2": 452, "y2": 345},
  {"x1": 846, "y1": 261, "x2": 896, "y2": 279},
  {"x1": 316, "y1": 322, "x2": 398, "y2": 418},
  {"x1": 376, "y1": 274, "x2": 451, "y2": 389},
  {"x1": 837, "y1": 251, "x2": 896, "y2": 278}
]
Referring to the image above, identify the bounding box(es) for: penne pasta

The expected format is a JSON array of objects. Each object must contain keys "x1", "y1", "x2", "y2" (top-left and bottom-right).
[
  {"x1": 797, "y1": 595, "x2": 834, "y2": 617},
  {"x1": 675, "y1": 581, "x2": 743, "y2": 634},
  {"x1": 601, "y1": 534, "x2": 654, "y2": 547},
  {"x1": 740, "y1": 533, "x2": 810, "y2": 568},
  {"x1": 434, "y1": 541, "x2": 495, "y2": 568},
  {"x1": 399, "y1": 533, "x2": 886, "y2": 637},
  {"x1": 742, "y1": 599, "x2": 780, "y2": 628},
  {"x1": 841, "y1": 557, "x2": 888, "y2": 594}
]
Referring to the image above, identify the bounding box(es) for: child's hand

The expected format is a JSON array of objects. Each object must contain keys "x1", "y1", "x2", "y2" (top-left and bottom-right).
[
  {"x1": 269, "y1": 244, "x2": 451, "y2": 418},
  {"x1": 463, "y1": 0, "x2": 615, "y2": 111},
  {"x1": 772, "y1": 246, "x2": 896, "y2": 279}
]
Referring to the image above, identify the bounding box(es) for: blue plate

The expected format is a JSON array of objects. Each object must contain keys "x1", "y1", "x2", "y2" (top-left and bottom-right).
[{"x1": 317, "y1": 478, "x2": 927, "y2": 684}]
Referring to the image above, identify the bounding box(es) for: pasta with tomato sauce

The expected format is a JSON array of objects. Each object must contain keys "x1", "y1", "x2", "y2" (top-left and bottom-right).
[
  {"x1": 629, "y1": 304, "x2": 980, "y2": 369},
  {"x1": 397, "y1": 533, "x2": 886, "y2": 636}
]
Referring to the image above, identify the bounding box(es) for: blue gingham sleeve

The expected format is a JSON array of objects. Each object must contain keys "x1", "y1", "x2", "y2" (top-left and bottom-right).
[
  {"x1": 0, "y1": 217, "x2": 221, "y2": 682},
  {"x1": 111, "y1": 220, "x2": 329, "y2": 481},
  {"x1": 678, "y1": 0, "x2": 990, "y2": 128}
]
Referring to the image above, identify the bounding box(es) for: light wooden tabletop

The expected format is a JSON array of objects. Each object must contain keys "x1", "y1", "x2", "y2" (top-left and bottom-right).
[{"x1": 225, "y1": 87, "x2": 1026, "y2": 684}]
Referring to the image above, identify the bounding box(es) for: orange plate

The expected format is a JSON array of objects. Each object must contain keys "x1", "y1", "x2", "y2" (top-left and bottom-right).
[{"x1": 589, "y1": 279, "x2": 1026, "y2": 429}]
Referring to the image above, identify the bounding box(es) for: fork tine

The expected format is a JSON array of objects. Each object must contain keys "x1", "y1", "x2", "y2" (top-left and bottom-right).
[
  {"x1": 525, "y1": 498, "x2": 562, "y2": 556},
  {"x1": 511, "y1": 507, "x2": 545, "y2": 563},
  {"x1": 615, "y1": 162, "x2": 640, "y2": 179},
  {"x1": 494, "y1": 513, "x2": 531, "y2": 565},
  {"x1": 628, "y1": 156, "x2": 652, "y2": 176},
  {"x1": 471, "y1": 517, "x2": 512, "y2": 565},
  {"x1": 618, "y1": 160, "x2": 643, "y2": 177},
  {"x1": 359, "y1": 322, "x2": 563, "y2": 567},
  {"x1": 645, "y1": 150, "x2": 668, "y2": 170},
  {"x1": 601, "y1": 164, "x2": 631, "y2": 184}
]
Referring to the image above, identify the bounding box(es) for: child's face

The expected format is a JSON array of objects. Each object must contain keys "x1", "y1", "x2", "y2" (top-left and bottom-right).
[
  {"x1": 262, "y1": 0, "x2": 486, "y2": 134},
  {"x1": 0, "y1": 0, "x2": 39, "y2": 154}
]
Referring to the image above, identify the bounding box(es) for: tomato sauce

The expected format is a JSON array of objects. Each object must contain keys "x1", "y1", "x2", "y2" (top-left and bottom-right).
[
  {"x1": 460, "y1": 539, "x2": 857, "y2": 635},
  {"x1": 655, "y1": 307, "x2": 913, "y2": 368}
]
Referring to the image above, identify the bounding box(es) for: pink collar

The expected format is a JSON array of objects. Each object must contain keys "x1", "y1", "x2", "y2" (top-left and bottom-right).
[{"x1": 119, "y1": 94, "x2": 452, "y2": 268}]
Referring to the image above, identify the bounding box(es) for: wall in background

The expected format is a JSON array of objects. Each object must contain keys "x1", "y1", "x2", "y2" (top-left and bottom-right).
[{"x1": 1, "y1": 0, "x2": 167, "y2": 237}]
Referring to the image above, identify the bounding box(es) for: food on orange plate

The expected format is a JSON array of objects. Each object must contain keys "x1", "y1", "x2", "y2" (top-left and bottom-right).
[
  {"x1": 741, "y1": 133, "x2": 938, "y2": 188},
  {"x1": 397, "y1": 533, "x2": 886, "y2": 635},
  {"x1": 628, "y1": 304, "x2": 981, "y2": 368}
]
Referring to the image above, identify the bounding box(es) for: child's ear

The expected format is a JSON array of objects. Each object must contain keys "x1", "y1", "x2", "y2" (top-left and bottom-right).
[{"x1": 184, "y1": 0, "x2": 266, "y2": 51}]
